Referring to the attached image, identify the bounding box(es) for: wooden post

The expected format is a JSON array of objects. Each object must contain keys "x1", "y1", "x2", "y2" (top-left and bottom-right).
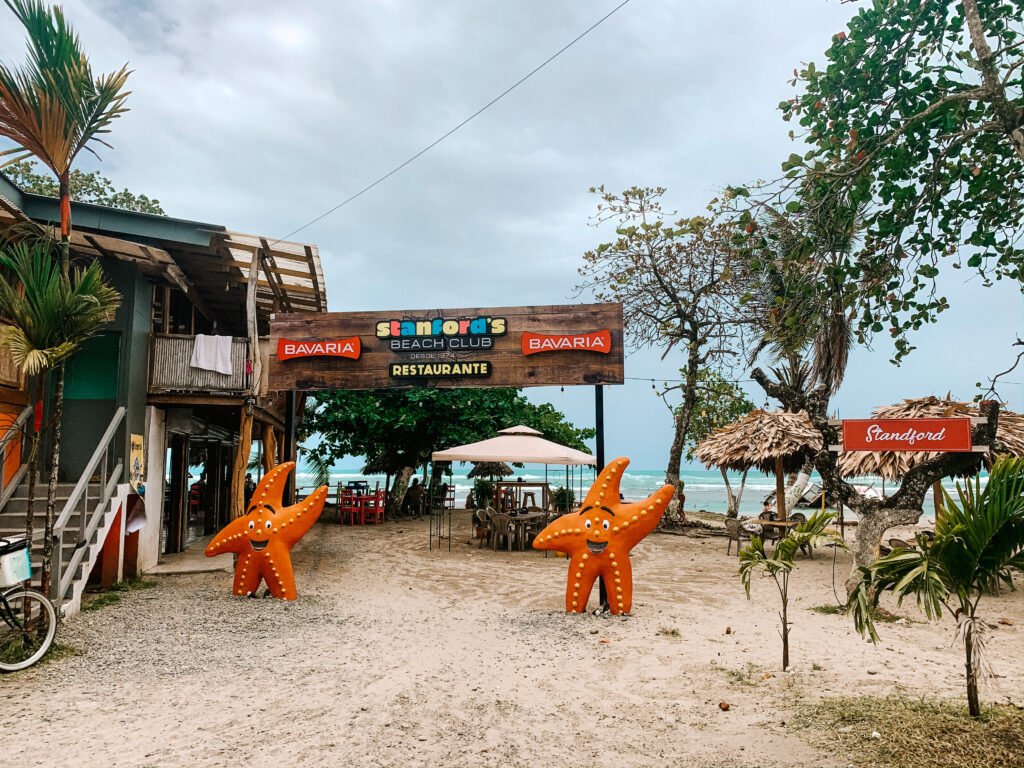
[
  {"x1": 229, "y1": 248, "x2": 263, "y2": 519},
  {"x1": 262, "y1": 424, "x2": 277, "y2": 474},
  {"x1": 247, "y1": 250, "x2": 262, "y2": 396},
  {"x1": 775, "y1": 456, "x2": 787, "y2": 522},
  {"x1": 230, "y1": 408, "x2": 253, "y2": 519}
]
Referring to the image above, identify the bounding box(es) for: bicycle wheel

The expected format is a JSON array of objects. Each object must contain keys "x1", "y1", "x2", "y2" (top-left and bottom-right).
[{"x1": 0, "y1": 588, "x2": 57, "y2": 672}]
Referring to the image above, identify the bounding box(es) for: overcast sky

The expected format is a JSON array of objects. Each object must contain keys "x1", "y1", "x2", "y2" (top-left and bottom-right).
[{"x1": 1, "y1": 1, "x2": 1020, "y2": 471}]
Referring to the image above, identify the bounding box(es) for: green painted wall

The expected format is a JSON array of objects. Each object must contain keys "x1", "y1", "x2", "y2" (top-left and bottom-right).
[{"x1": 59, "y1": 258, "x2": 151, "y2": 480}]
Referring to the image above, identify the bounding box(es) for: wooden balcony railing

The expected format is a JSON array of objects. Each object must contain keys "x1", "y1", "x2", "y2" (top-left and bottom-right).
[{"x1": 148, "y1": 334, "x2": 251, "y2": 393}]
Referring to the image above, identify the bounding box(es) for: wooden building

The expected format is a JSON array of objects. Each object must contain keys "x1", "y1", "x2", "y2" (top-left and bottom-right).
[{"x1": 0, "y1": 172, "x2": 327, "y2": 613}]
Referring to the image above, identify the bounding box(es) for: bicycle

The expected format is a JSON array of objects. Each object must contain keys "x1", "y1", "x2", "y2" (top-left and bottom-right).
[{"x1": 0, "y1": 537, "x2": 56, "y2": 672}]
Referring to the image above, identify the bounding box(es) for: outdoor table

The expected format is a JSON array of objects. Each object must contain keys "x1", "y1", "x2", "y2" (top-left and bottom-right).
[
  {"x1": 507, "y1": 510, "x2": 546, "y2": 550},
  {"x1": 742, "y1": 519, "x2": 798, "y2": 539}
]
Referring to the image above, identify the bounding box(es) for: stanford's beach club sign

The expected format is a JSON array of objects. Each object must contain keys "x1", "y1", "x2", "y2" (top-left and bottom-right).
[
  {"x1": 267, "y1": 303, "x2": 624, "y2": 391},
  {"x1": 842, "y1": 417, "x2": 973, "y2": 452}
]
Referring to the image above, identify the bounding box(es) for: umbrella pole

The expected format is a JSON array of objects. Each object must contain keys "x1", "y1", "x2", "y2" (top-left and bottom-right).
[{"x1": 775, "y1": 456, "x2": 787, "y2": 522}]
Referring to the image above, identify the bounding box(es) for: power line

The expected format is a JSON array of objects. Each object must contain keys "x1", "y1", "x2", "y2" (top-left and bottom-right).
[{"x1": 272, "y1": 0, "x2": 633, "y2": 244}]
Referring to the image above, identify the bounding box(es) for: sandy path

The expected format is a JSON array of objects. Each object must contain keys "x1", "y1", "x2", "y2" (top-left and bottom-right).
[{"x1": 1, "y1": 513, "x2": 1021, "y2": 768}]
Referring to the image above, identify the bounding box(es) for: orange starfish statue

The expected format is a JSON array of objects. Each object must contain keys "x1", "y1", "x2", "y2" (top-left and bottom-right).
[
  {"x1": 533, "y1": 457, "x2": 672, "y2": 615},
  {"x1": 205, "y1": 462, "x2": 327, "y2": 600}
]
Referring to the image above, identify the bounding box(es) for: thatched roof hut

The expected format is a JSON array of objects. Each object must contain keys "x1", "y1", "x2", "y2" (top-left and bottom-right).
[
  {"x1": 695, "y1": 409, "x2": 822, "y2": 520},
  {"x1": 467, "y1": 461, "x2": 514, "y2": 479},
  {"x1": 836, "y1": 396, "x2": 1024, "y2": 480}
]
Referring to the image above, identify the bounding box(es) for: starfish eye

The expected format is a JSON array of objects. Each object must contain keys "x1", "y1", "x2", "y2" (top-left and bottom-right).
[
  {"x1": 584, "y1": 519, "x2": 592, "y2": 530},
  {"x1": 247, "y1": 521, "x2": 255, "y2": 530},
  {"x1": 264, "y1": 520, "x2": 272, "y2": 530},
  {"x1": 602, "y1": 520, "x2": 610, "y2": 530}
]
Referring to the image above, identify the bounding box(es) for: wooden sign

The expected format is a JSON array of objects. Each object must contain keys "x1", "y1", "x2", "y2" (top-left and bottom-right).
[
  {"x1": 268, "y1": 303, "x2": 624, "y2": 391},
  {"x1": 842, "y1": 418, "x2": 973, "y2": 453}
]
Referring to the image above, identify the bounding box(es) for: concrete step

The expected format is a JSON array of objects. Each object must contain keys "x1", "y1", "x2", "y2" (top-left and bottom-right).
[{"x1": 10, "y1": 482, "x2": 84, "y2": 499}]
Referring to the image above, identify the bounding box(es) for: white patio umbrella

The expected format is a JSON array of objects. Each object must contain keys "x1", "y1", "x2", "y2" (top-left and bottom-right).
[{"x1": 431, "y1": 425, "x2": 596, "y2": 465}]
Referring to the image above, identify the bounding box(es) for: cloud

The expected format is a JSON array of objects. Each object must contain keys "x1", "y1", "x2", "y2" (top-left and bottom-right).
[{"x1": 1, "y1": 0, "x2": 1019, "y2": 467}]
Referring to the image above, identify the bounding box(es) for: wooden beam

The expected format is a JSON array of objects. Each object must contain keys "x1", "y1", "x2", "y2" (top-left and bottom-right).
[
  {"x1": 222, "y1": 238, "x2": 314, "y2": 264},
  {"x1": 304, "y1": 244, "x2": 324, "y2": 312},
  {"x1": 246, "y1": 249, "x2": 262, "y2": 397},
  {"x1": 259, "y1": 238, "x2": 293, "y2": 313},
  {"x1": 146, "y1": 246, "x2": 219, "y2": 327}
]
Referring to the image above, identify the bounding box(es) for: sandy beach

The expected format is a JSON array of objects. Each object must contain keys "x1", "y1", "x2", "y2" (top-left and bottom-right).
[{"x1": 2, "y1": 512, "x2": 1021, "y2": 768}]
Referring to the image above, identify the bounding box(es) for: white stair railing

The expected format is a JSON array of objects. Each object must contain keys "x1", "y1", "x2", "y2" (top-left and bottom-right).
[{"x1": 51, "y1": 407, "x2": 126, "y2": 603}]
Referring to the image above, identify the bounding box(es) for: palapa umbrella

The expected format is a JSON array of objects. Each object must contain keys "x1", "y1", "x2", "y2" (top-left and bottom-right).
[
  {"x1": 694, "y1": 410, "x2": 821, "y2": 521},
  {"x1": 467, "y1": 461, "x2": 514, "y2": 479},
  {"x1": 837, "y1": 395, "x2": 1024, "y2": 480},
  {"x1": 836, "y1": 395, "x2": 1024, "y2": 518}
]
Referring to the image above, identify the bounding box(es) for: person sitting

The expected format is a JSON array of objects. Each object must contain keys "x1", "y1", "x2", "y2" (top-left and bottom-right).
[{"x1": 403, "y1": 478, "x2": 424, "y2": 517}]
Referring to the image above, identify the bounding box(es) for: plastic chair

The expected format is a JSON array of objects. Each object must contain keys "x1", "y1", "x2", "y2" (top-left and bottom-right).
[{"x1": 724, "y1": 518, "x2": 750, "y2": 556}]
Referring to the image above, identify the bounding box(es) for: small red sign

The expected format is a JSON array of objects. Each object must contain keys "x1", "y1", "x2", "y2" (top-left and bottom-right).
[
  {"x1": 277, "y1": 337, "x2": 361, "y2": 361},
  {"x1": 521, "y1": 330, "x2": 612, "y2": 356},
  {"x1": 842, "y1": 418, "x2": 972, "y2": 452}
]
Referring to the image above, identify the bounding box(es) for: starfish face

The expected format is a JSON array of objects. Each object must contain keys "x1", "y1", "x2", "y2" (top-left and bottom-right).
[
  {"x1": 533, "y1": 457, "x2": 672, "y2": 615},
  {"x1": 205, "y1": 462, "x2": 328, "y2": 600}
]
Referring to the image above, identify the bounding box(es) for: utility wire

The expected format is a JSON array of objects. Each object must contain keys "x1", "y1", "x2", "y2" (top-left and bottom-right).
[{"x1": 272, "y1": 0, "x2": 633, "y2": 245}]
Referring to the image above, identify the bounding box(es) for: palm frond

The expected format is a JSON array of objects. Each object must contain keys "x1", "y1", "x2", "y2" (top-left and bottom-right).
[
  {"x1": 0, "y1": 0, "x2": 131, "y2": 175},
  {"x1": 0, "y1": 242, "x2": 119, "y2": 374}
]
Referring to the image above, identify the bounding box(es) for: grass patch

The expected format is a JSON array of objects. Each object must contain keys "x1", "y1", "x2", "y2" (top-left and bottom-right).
[
  {"x1": 111, "y1": 576, "x2": 157, "y2": 592},
  {"x1": 80, "y1": 592, "x2": 121, "y2": 612},
  {"x1": 38, "y1": 642, "x2": 80, "y2": 665},
  {"x1": 0, "y1": 640, "x2": 79, "y2": 670},
  {"x1": 792, "y1": 696, "x2": 1024, "y2": 768},
  {"x1": 81, "y1": 576, "x2": 157, "y2": 612},
  {"x1": 658, "y1": 626, "x2": 680, "y2": 637},
  {"x1": 810, "y1": 604, "x2": 908, "y2": 623}
]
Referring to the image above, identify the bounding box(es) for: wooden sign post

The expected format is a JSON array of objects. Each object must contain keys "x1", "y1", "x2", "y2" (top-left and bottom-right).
[{"x1": 268, "y1": 303, "x2": 624, "y2": 391}]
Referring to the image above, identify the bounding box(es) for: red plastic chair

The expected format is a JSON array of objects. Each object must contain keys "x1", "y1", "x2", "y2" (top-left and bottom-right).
[{"x1": 361, "y1": 490, "x2": 386, "y2": 525}]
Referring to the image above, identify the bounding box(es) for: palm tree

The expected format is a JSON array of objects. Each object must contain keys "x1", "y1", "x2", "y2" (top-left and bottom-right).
[
  {"x1": 849, "y1": 456, "x2": 1024, "y2": 717},
  {"x1": 0, "y1": 0, "x2": 130, "y2": 593},
  {"x1": 0, "y1": 0, "x2": 131, "y2": 252},
  {"x1": 739, "y1": 510, "x2": 844, "y2": 670},
  {"x1": 0, "y1": 238, "x2": 120, "y2": 592}
]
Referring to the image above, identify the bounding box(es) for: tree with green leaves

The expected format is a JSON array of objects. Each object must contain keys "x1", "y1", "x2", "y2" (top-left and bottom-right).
[
  {"x1": 0, "y1": 237, "x2": 120, "y2": 593},
  {"x1": 849, "y1": 456, "x2": 1024, "y2": 718},
  {"x1": 775, "y1": 0, "x2": 1024, "y2": 363},
  {"x1": 3, "y1": 159, "x2": 164, "y2": 215},
  {"x1": 578, "y1": 187, "x2": 749, "y2": 504},
  {"x1": 300, "y1": 388, "x2": 593, "y2": 517},
  {"x1": 680, "y1": 370, "x2": 755, "y2": 517},
  {"x1": 740, "y1": 510, "x2": 845, "y2": 671}
]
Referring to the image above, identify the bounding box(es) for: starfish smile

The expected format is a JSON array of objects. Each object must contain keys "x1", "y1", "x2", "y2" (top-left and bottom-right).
[
  {"x1": 249, "y1": 539, "x2": 268, "y2": 552},
  {"x1": 586, "y1": 540, "x2": 607, "y2": 554}
]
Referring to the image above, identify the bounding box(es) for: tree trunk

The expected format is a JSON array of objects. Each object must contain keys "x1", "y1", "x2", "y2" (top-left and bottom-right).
[
  {"x1": 58, "y1": 171, "x2": 71, "y2": 274},
  {"x1": 783, "y1": 458, "x2": 814, "y2": 518},
  {"x1": 964, "y1": 621, "x2": 981, "y2": 717},
  {"x1": 721, "y1": 467, "x2": 749, "y2": 518},
  {"x1": 387, "y1": 466, "x2": 414, "y2": 518},
  {"x1": 843, "y1": 505, "x2": 924, "y2": 596},
  {"x1": 23, "y1": 376, "x2": 45, "y2": 570},
  {"x1": 664, "y1": 342, "x2": 700, "y2": 512},
  {"x1": 932, "y1": 480, "x2": 945, "y2": 525},
  {"x1": 41, "y1": 362, "x2": 65, "y2": 596},
  {"x1": 780, "y1": 573, "x2": 790, "y2": 671}
]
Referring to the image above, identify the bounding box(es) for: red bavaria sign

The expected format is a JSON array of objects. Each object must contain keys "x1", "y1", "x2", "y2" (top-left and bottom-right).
[
  {"x1": 277, "y1": 337, "x2": 361, "y2": 361},
  {"x1": 842, "y1": 418, "x2": 972, "y2": 452},
  {"x1": 521, "y1": 330, "x2": 612, "y2": 356}
]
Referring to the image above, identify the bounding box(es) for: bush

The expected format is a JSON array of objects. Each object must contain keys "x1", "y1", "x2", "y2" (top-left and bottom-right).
[
  {"x1": 552, "y1": 486, "x2": 574, "y2": 513},
  {"x1": 472, "y1": 478, "x2": 494, "y2": 507}
]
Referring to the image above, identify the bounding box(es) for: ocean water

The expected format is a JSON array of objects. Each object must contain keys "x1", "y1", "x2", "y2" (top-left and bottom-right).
[{"x1": 294, "y1": 464, "x2": 972, "y2": 521}]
